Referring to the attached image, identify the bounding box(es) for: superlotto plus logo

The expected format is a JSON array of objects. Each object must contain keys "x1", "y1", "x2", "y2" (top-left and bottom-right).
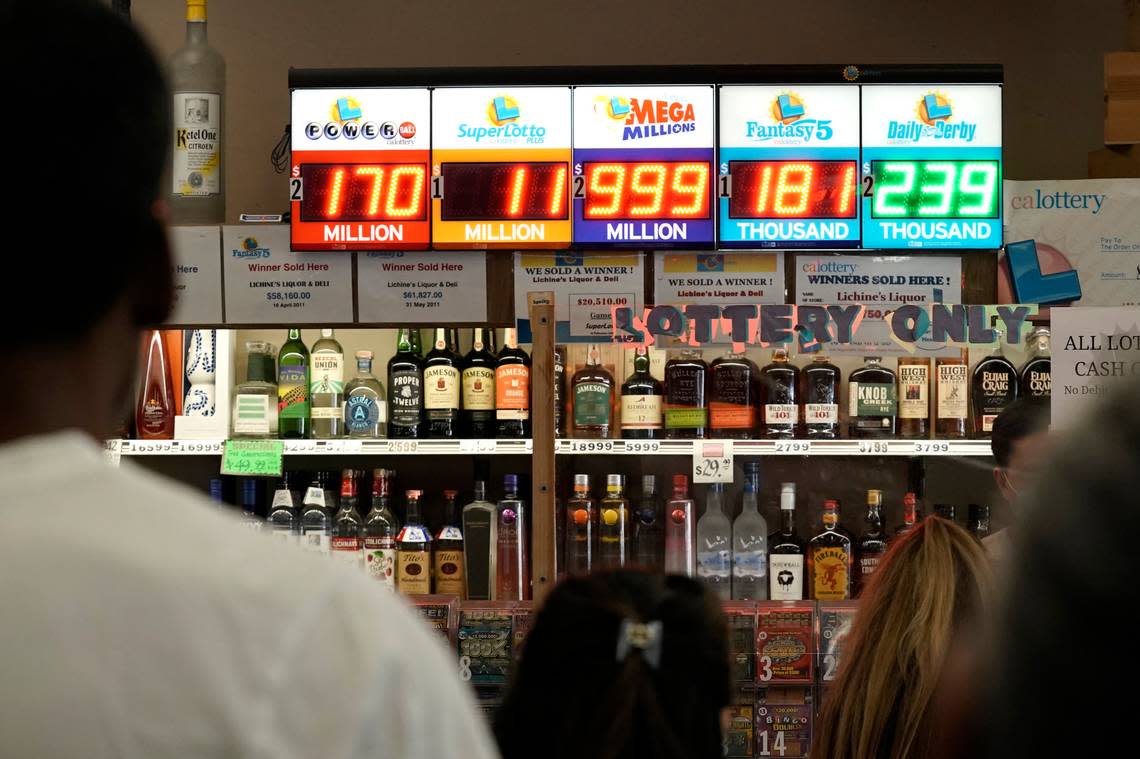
[
  {"x1": 303, "y1": 96, "x2": 415, "y2": 143},
  {"x1": 593, "y1": 95, "x2": 697, "y2": 141},
  {"x1": 455, "y1": 95, "x2": 547, "y2": 143},
  {"x1": 744, "y1": 92, "x2": 834, "y2": 142},
  {"x1": 886, "y1": 92, "x2": 978, "y2": 143}
]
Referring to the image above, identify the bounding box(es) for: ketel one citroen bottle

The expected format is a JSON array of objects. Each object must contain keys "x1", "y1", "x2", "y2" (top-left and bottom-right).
[{"x1": 396, "y1": 490, "x2": 432, "y2": 595}]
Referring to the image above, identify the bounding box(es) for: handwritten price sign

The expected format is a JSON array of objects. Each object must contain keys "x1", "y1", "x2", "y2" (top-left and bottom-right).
[
  {"x1": 693, "y1": 440, "x2": 734, "y2": 483},
  {"x1": 221, "y1": 439, "x2": 284, "y2": 477}
]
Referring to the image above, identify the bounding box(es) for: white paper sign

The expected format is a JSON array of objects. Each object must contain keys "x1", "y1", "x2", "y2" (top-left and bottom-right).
[
  {"x1": 692, "y1": 440, "x2": 733, "y2": 483},
  {"x1": 1049, "y1": 306, "x2": 1140, "y2": 431},
  {"x1": 795, "y1": 254, "x2": 961, "y2": 355},
  {"x1": 357, "y1": 252, "x2": 487, "y2": 322},
  {"x1": 166, "y1": 226, "x2": 223, "y2": 324},
  {"x1": 1002, "y1": 179, "x2": 1140, "y2": 308},
  {"x1": 655, "y1": 252, "x2": 784, "y2": 304},
  {"x1": 514, "y1": 252, "x2": 644, "y2": 343},
  {"x1": 222, "y1": 224, "x2": 353, "y2": 324}
]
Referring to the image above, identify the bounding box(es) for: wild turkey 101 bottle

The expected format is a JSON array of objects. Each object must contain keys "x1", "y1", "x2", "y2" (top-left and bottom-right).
[
  {"x1": 760, "y1": 348, "x2": 798, "y2": 439},
  {"x1": 801, "y1": 354, "x2": 840, "y2": 439}
]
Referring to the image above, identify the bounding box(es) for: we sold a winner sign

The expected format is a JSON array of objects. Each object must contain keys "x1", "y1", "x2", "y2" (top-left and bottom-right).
[{"x1": 610, "y1": 303, "x2": 1037, "y2": 353}]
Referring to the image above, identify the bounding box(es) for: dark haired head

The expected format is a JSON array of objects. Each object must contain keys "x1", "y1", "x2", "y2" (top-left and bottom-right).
[
  {"x1": 2, "y1": 0, "x2": 172, "y2": 344},
  {"x1": 990, "y1": 396, "x2": 1050, "y2": 469},
  {"x1": 494, "y1": 571, "x2": 730, "y2": 759}
]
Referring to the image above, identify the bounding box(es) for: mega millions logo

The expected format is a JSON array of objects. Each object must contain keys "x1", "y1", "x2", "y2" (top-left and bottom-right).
[
  {"x1": 886, "y1": 91, "x2": 978, "y2": 142},
  {"x1": 457, "y1": 94, "x2": 546, "y2": 143},
  {"x1": 593, "y1": 95, "x2": 697, "y2": 141},
  {"x1": 744, "y1": 92, "x2": 833, "y2": 142}
]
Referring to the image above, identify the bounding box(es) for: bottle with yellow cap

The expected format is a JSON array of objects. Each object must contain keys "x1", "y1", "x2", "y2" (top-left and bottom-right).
[
  {"x1": 598, "y1": 474, "x2": 630, "y2": 569},
  {"x1": 169, "y1": 0, "x2": 225, "y2": 224}
]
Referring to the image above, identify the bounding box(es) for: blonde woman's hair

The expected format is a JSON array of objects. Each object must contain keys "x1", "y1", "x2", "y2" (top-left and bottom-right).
[{"x1": 812, "y1": 516, "x2": 994, "y2": 759}]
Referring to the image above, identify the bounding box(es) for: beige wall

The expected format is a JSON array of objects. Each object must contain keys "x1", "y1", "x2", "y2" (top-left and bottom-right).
[{"x1": 131, "y1": 0, "x2": 1129, "y2": 222}]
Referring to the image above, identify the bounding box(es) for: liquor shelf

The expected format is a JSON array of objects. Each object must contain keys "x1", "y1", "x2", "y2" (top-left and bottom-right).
[
  {"x1": 555, "y1": 438, "x2": 994, "y2": 457},
  {"x1": 114, "y1": 439, "x2": 534, "y2": 456}
]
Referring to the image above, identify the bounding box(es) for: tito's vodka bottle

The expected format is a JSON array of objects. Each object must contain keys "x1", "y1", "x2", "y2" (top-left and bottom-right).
[{"x1": 169, "y1": 0, "x2": 225, "y2": 224}]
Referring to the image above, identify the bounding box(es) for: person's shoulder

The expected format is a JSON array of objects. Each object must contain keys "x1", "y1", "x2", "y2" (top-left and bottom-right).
[{"x1": 983, "y1": 528, "x2": 1012, "y2": 561}]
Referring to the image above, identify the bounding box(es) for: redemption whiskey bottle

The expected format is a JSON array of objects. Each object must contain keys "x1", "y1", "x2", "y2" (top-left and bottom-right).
[
  {"x1": 387, "y1": 328, "x2": 423, "y2": 439},
  {"x1": 423, "y1": 328, "x2": 461, "y2": 438},
  {"x1": 1020, "y1": 327, "x2": 1052, "y2": 398},
  {"x1": 709, "y1": 350, "x2": 759, "y2": 439},
  {"x1": 801, "y1": 354, "x2": 841, "y2": 439},
  {"x1": 461, "y1": 328, "x2": 496, "y2": 438},
  {"x1": 496, "y1": 329, "x2": 531, "y2": 439},
  {"x1": 894, "y1": 491, "x2": 919, "y2": 540},
  {"x1": 935, "y1": 352, "x2": 969, "y2": 439},
  {"x1": 807, "y1": 499, "x2": 853, "y2": 601},
  {"x1": 664, "y1": 350, "x2": 709, "y2": 439},
  {"x1": 971, "y1": 329, "x2": 1020, "y2": 438},
  {"x1": 896, "y1": 356, "x2": 930, "y2": 439},
  {"x1": 571, "y1": 344, "x2": 615, "y2": 438},
  {"x1": 759, "y1": 348, "x2": 799, "y2": 439},
  {"x1": 848, "y1": 356, "x2": 898, "y2": 438},
  {"x1": 620, "y1": 346, "x2": 663, "y2": 439}
]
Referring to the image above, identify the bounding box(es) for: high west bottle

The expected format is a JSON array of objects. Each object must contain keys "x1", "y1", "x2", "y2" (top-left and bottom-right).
[
  {"x1": 896, "y1": 356, "x2": 930, "y2": 439},
  {"x1": 310, "y1": 328, "x2": 345, "y2": 439},
  {"x1": 598, "y1": 474, "x2": 630, "y2": 568},
  {"x1": 496, "y1": 329, "x2": 531, "y2": 439},
  {"x1": 571, "y1": 344, "x2": 615, "y2": 438},
  {"x1": 709, "y1": 349, "x2": 759, "y2": 438},
  {"x1": 396, "y1": 490, "x2": 432, "y2": 595},
  {"x1": 620, "y1": 346, "x2": 663, "y2": 439},
  {"x1": 760, "y1": 348, "x2": 799, "y2": 439},
  {"x1": 664, "y1": 474, "x2": 696, "y2": 576},
  {"x1": 808, "y1": 499, "x2": 853, "y2": 601},
  {"x1": 632, "y1": 475, "x2": 664, "y2": 571},
  {"x1": 848, "y1": 356, "x2": 897, "y2": 438},
  {"x1": 971, "y1": 325, "x2": 1020, "y2": 437},
  {"x1": 855, "y1": 489, "x2": 888, "y2": 595},
  {"x1": 696, "y1": 483, "x2": 732, "y2": 600},
  {"x1": 363, "y1": 469, "x2": 399, "y2": 590},
  {"x1": 664, "y1": 350, "x2": 708, "y2": 439},
  {"x1": 801, "y1": 354, "x2": 840, "y2": 439},
  {"x1": 461, "y1": 328, "x2": 496, "y2": 438},
  {"x1": 496, "y1": 474, "x2": 529, "y2": 600},
  {"x1": 388, "y1": 328, "x2": 423, "y2": 438},
  {"x1": 565, "y1": 474, "x2": 595, "y2": 576},
  {"x1": 434, "y1": 490, "x2": 466, "y2": 598},
  {"x1": 1020, "y1": 327, "x2": 1051, "y2": 398},
  {"x1": 935, "y1": 352, "x2": 969, "y2": 439},
  {"x1": 768, "y1": 483, "x2": 805, "y2": 600},
  {"x1": 331, "y1": 469, "x2": 364, "y2": 569},
  {"x1": 423, "y1": 328, "x2": 461, "y2": 438}
]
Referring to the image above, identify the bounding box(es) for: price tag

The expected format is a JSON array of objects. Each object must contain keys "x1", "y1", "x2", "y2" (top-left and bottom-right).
[
  {"x1": 221, "y1": 439, "x2": 284, "y2": 477},
  {"x1": 622, "y1": 440, "x2": 661, "y2": 454},
  {"x1": 567, "y1": 439, "x2": 615, "y2": 453},
  {"x1": 857, "y1": 440, "x2": 891, "y2": 455},
  {"x1": 460, "y1": 439, "x2": 498, "y2": 453},
  {"x1": 104, "y1": 439, "x2": 121, "y2": 468},
  {"x1": 386, "y1": 440, "x2": 419, "y2": 453},
  {"x1": 912, "y1": 441, "x2": 950, "y2": 454},
  {"x1": 693, "y1": 440, "x2": 734, "y2": 483},
  {"x1": 773, "y1": 440, "x2": 812, "y2": 454}
]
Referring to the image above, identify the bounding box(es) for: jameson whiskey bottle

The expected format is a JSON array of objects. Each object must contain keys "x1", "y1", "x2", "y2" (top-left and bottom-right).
[
  {"x1": 310, "y1": 328, "x2": 345, "y2": 439},
  {"x1": 168, "y1": 0, "x2": 225, "y2": 225},
  {"x1": 848, "y1": 357, "x2": 897, "y2": 438},
  {"x1": 461, "y1": 328, "x2": 497, "y2": 438},
  {"x1": 759, "y1": 348, "x2": 799, "y2": 439},
  {"x1": 1020, "y1": 327, "x2": 1052, "y2": 398},
  {"x1": 971, "y1": 325, "x2": 1020, "y2": 438},
  {"x1": 709, "y1": 350, "x2": 759, "y2": 439},
  {"x1": 896, "y1": 356, "x2": 930, "y2": 439},
  {"x1": 801, "y1": 355, "x2": 840, "y2": 439},
  {"x1": 935, "y1": 353, "x2": 969, "y2": 439},
  {"x1": 664, "y1": 350, "x2": 709, "y2": 439},
  {"x1": 571, "y1": 345, "x2": 615, "y2": 438},
  {"x1": 495, "y1": 329, "x2": 531, "y2": 439},
  {"x1": 277, "y1": 328, "x2": 310, "y2": 439},
  {"x1": 807, "y1": 500, "x2": 853, "y2": 601},
  {"x1": 387, "y1": 328, "x2": 423, "y2": 439},
  {"x1": 423, "y1": 328, "x2": 460, "y2": 438},
  {"x1": 620, "y1": 346, "x2": 663, "y2": 439}
]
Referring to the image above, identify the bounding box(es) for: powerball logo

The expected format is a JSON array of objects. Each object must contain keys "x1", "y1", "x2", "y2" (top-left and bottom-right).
[
  {"x1": 593, "y1": 95, "x2": 697, "y2": 141},
  {"x1": 304, "y1": 96, "x2": 415, "y2": 142},
  {"x1": 885, "y1": 92, "x2": 978, "y2": 142},
  {"x1": 456, "y1": 95, "x2": 547, "y2": 143},
  {"x1": 744, "y1": 92, "x2": 834, "y2": 142}
]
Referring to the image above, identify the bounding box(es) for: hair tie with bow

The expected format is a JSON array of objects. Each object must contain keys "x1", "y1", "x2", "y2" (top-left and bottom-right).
[{"x1": 615, "y1": 619, "x2": 663, "y2": 669}]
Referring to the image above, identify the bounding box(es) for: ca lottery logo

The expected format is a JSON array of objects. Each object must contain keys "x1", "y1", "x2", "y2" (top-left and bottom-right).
[
  {"x1": 744, "y1": 92, "x2": 834, "y2": 143},
  {"x1": 593, "y1": 95, "x2": 697, "y2": 141},
  {"x1": 456, "y1": 94, "x2": 547, "y2": 143},
  {"x1": 886, "y1": 92, "x2": 978, "y2": 143}
]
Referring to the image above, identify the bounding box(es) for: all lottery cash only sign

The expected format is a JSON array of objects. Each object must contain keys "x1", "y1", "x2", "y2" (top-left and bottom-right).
[{"x1": 608, "y1": 303, "x2": 1037, "y2": 353}]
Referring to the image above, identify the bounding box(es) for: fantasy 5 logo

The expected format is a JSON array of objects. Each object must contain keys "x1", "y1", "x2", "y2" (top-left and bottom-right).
[
  {"x1": 456, "y1": 95, "x2": 547, "y2": 143},
  {"x1": 886, "y1": 92, "x2": 978, "y2": 142},
  {"x1": 232, "y1": 237, "x2": 271, "y2": 259},
  {"x1": 745, "y1": 93, "x2": 834, "y2": 142},
  {"x1": 596, "y1": 96, "x2": 697, "y2": 141}
]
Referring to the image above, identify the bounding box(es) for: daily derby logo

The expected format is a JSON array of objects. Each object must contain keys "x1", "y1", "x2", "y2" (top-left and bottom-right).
[
  {"x1": 885, "y1": 92, "x2": 978, "y2": 143},
  {"x1": 304, "y1": 96, "x2": 416, "y2": 142},
  {"x1": 744, "y1": 92, "x2": 834, "y2": 143}
]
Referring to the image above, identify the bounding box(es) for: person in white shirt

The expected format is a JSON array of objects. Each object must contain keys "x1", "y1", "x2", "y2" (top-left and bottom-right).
[{"x1": 0, "y1": 3, "x2": 499, "y2": 758}]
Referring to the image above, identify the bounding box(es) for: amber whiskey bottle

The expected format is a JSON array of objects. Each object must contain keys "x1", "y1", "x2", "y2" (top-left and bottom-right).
[
  {"x1": 935, "y1": 352, "x2": 969, "y2": 439},
  {"x1": 759, "y1": 348, "x2": 799, "y2": 439},
  {"x1": 896, "y1": 356, "x2": 930, "y2": 439},
  {"x1": 664, "y1": 350, "x2": 709, "y2": 439},
  {"x1": 800, "y1": 355, "x2": 840, "y2": 439},
  {"x1": 570, "y1": 344, "x2": 615, "y2": 438},
  {"x1": 848, "y1": 356, "x2": 897, "y2": 438},
  {"x1": 971, "y1": 330, "x2": 1019, "y2": 438},
  {"x1": 709, "y1": 350, "x2": 759, "y2": 439}
]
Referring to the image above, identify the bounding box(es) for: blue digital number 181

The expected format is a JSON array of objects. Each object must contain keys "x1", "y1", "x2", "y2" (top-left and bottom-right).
[{"x1": 870, "y1": 160, "x2": 999, "y2": 219}]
